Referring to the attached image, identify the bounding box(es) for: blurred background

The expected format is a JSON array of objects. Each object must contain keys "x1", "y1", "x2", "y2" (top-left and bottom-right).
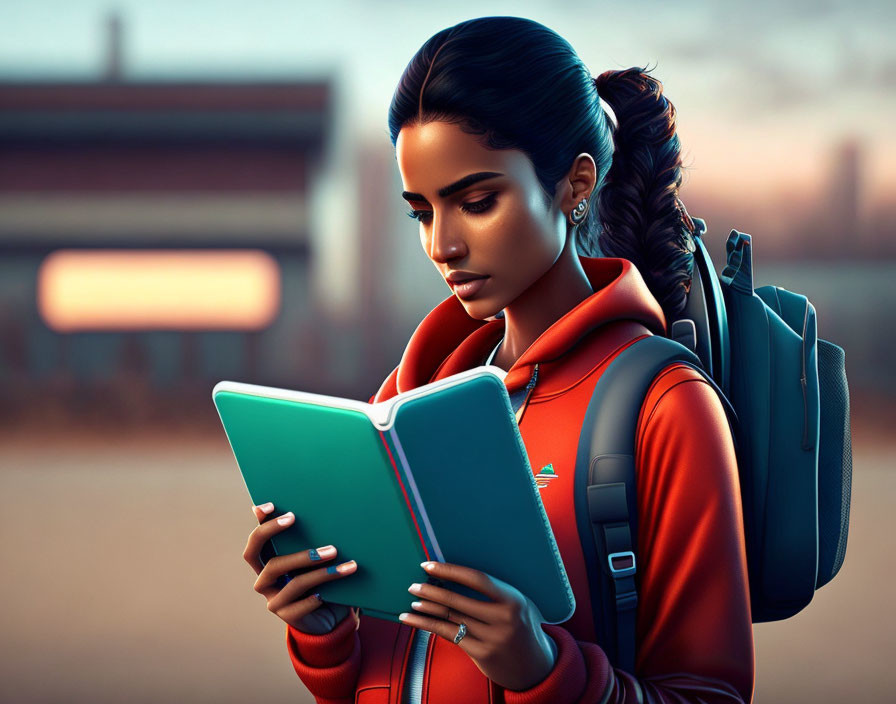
[{"x1": 0, "y1": 1, "x2": 893, "y2": 702}]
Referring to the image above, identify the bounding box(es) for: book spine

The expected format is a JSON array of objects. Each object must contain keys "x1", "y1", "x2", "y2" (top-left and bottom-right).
[{"x1": 378, "y1": 429, "x2": 444, "y2": 563}]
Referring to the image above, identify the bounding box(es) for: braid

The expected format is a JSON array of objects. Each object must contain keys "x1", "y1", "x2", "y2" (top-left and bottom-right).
[{"x1": 594, "y1": 66, "x2": 695, "y2": 320}]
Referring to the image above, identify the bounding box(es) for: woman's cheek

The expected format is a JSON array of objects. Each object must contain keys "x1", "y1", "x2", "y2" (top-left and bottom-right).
[{"x1": 506, "y1": 213, "x2": 560, "y2": 265}]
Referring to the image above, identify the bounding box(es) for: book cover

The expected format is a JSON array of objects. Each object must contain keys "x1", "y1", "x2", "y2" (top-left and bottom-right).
[{"x1": 213, "y1": 366, "x2": 574, "y2": 624}]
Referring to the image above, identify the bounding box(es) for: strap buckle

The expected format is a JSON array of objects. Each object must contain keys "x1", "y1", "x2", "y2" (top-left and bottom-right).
[{"x1": 607, "y1": 550, "x2": 636, "y2": 578}]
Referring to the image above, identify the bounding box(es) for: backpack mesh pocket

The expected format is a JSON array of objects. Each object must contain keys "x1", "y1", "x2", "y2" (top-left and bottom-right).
[{"x1": 815, "y1": 338, "x2": 852, "y2": 588}]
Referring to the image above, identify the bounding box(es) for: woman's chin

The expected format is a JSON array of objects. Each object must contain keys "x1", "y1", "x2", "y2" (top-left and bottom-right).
[{"x1": 456, "y1": 295, "x2": 502, "y2": 321}]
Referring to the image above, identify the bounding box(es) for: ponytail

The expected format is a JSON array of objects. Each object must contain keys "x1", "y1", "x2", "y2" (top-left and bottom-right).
[{"x1": 594, "y1": 66, "x2": 695, "y2": 321}]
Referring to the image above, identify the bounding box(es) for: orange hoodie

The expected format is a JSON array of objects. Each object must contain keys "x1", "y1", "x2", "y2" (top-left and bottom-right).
[{"x1": 284, "y1": 256, "x2": 754, "y2": 704}]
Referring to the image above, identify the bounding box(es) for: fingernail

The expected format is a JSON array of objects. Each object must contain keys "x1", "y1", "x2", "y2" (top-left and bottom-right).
[
  {"x1": 312, "y1": 592, "x2": 322, "y2": 601},
  {"x1": 421, "y1": 561, "x2": 435, "y2": 571},
  {"x1": 411, "y1": 601, "x2": 423, "y2": 609},
  {"x1": 408, "y1": 583, "x2": 422, "y2": 594},
  {"x1": 276, "y1": 512, "x2": 295, "y2": 526},
  {"x1": 398, "y1": 613, "x2": 410, "y2": 621},
  {"x1": 257, "y1": 502, "x2": 274, "y2": 514},
  {"x1": 327, "y1": 560, "x2": 357, "y2": 575},
  {"x1": 310, "y1": 545, "x2": 336, "y2": 560}
]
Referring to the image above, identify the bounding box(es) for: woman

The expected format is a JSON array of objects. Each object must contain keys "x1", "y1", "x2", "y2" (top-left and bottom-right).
[{"x1": 243, "y1": 16, "x2": 754, "y2": 704}]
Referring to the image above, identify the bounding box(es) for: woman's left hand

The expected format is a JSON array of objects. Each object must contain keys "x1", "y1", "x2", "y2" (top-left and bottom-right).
[{"x1": 398, "y1": 560, "x2": 558, "y2": 691}]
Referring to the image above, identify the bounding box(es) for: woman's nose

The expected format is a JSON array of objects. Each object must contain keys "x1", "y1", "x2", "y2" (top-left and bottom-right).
[{"x1": 427, "y1": 214, "x2": 466, "y2": 262}]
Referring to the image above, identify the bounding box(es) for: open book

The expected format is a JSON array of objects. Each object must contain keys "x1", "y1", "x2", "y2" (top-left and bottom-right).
[{"x1": 213, "y1": 365, "x2": 574, "y2": 625}]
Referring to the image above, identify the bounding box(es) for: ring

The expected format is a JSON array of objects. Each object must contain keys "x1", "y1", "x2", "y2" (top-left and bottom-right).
[{"x1": 453, "y1": 622, "x2": 467, "y2": 644}]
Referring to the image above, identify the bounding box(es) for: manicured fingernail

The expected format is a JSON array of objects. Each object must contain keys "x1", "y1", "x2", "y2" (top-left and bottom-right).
[
  {"x1": 421, "y1": 561, "x2": 435, "y2": 571},
  {"x1": 312, "y1": 592, "x2": 322, "y2": 601},
  {"x1": 411, "y1": 601, "x2": 423, "y2": 609},
  {"x1": 327, "y1": 560, "x2": 357, "y2": 575},
  {"x1": 257, "y1": 502, "x2": 274, "y2": 514},
  {"x1": 310, "y1": 545, "x2": 336, "y2": 560},
  {"x1": 276, "y1": 512, "x2": 295, "y2": 526},
  {"x1": 408, "y1": 583, "x2": 422, "y2": 594},
  {"x1": 398, "y1": 612, "x2": 410, "y2": 621}
]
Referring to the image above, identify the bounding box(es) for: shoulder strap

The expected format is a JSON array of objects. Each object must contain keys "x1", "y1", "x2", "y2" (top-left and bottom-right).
[{"x1": 574, "y1": 335, "x2": 736, "y2": 672}]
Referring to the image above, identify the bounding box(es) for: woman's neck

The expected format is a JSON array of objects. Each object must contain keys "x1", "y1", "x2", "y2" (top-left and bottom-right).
[{"x1": 491, "y1": 238, "x2": 593, "y2": 371}]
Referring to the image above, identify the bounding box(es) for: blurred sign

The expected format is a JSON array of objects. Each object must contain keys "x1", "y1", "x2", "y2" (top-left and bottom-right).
[{"x1": 37, "y1": 249, "x2": 281, "y2": 331}]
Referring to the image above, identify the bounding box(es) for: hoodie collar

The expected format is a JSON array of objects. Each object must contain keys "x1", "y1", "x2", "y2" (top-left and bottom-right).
[{"x1": 394, "y1": 256, "x2": 666, "y2": 394}]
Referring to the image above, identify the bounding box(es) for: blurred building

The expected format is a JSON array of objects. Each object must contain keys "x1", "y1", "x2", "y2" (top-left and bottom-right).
[
  {"x1": 0, "y1": 5, "x2": 455, "y2": 430},
  {"x1": 829, "y1": 138, "x2": 861, "y2": 237},
  {"x1": 0, "y1": 73, "x2": 354, "y2": 425}
]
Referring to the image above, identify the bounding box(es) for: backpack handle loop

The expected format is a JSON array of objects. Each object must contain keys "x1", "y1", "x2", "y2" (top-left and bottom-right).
[{"x1": 721, "y1": 230, "x2": 754, "y2": 294}]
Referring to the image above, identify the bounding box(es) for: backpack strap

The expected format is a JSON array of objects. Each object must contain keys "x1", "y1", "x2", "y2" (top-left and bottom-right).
[
  {"x1": 574, "y1": 335, "x2": 737, "y2": 672},
  {"x1": 692, "y1": 217, "x2": 732, "y2": 398}
]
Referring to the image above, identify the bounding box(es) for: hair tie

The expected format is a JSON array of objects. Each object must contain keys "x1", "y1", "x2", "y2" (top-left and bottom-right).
[{"x1": 594, "y1": 83, "x2": 618, "y2": 131}]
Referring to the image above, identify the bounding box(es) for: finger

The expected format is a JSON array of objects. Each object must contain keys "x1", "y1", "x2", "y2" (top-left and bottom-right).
[
  {"x1": 252, "y1": 501, "x2": 276, "y2": 523},
  {"x1": 242, "y1": 510, "x2": 300, "y2": 574},
  {"x1": 421, "y1": 561, "x2": 508, "y2": 602},
  {"x1": 254, "y1": 544, "x2": 340, "y2": 594},
  {"x1": 254, "y1": 546, "x2": 338, "y2": 597},
  {"x1": 408, "y1": 579, "x2": 497, "y2": 624},
  {"x1": 398, "y1": 610, "x2": 483, "y2": 649},
  {"x1": 275, "y1": 592, "x2": 327, "y2": 624},
  {"x1": 266, "y1": 560, "x2": 358, "y2": 609},
  {"x1": 409, "y1": 598, "x2": 488, "y2": 630}
]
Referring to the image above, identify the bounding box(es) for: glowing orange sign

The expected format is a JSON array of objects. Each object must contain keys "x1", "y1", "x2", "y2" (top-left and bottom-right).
[{"x1": 38, "y1": 249, "x2": 281, "y2": 331}]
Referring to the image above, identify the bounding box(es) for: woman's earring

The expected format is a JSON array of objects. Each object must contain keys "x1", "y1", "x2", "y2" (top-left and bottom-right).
[{"x1": 568, "y1": 198, "x2": 589, "y2": 226}]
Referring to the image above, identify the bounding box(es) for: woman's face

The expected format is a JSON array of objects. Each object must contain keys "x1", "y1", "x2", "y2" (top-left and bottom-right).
[{"x1": 396, "y1": 120, "x2": 570, "y2": 320}]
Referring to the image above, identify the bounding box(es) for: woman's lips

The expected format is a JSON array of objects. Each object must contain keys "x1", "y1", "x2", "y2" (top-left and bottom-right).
[{"x1": 450, "y1": 275, "x2": 489, "y2": 300}]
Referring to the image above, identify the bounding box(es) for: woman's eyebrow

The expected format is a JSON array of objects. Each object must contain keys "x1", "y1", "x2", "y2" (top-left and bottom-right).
[{"x1": 401, "y1": 171, "x2": 503, "y2": 202}]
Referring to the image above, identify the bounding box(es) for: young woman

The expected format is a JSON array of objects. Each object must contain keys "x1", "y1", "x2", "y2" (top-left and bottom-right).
[{"x1": 242, "y1": 16, "x2": 754, "y2": 704}]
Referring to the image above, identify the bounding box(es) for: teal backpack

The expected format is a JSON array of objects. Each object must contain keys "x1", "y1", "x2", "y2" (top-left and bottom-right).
[{"x1": 576, "y1": 217, "x2": 853, "y2": 671}]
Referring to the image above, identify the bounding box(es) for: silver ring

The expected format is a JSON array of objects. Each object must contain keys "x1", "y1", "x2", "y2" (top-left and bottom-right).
[{"x1": 453, "y1": 622, "x2": 467, "y2": 644}]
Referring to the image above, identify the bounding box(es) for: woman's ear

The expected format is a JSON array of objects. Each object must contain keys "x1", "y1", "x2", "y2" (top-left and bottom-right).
[{"x1": 562, "y1": 153, "x2": 598, "y2": 214}]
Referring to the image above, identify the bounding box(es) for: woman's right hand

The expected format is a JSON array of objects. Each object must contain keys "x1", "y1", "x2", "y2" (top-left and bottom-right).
[{"x1": 243, "y1": 501, "x2": 359, "y2": 635}]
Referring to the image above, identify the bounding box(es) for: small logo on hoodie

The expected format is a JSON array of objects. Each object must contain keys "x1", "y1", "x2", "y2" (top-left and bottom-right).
[{"x1": 535, "y1": 463, "x2": 557, "y2": 489}]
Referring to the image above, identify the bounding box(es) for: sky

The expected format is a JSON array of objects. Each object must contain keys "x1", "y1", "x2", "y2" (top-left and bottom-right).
[{"x1": 2, "y1": 0, "x2": 894, "y2": 210}]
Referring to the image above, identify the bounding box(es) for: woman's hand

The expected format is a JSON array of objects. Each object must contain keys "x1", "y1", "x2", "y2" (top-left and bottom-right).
[
  {"x1": 397, "y1": 561, "x2": 558, "y2": 691},
  {"x1": 243, "y1": 502, "x2": 359, "y2": 635}
]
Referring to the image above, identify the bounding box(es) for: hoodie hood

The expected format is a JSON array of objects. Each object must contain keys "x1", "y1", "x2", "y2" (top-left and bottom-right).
[{"x1": 383, "y1": 256, "x2": 666, "y2": 397}]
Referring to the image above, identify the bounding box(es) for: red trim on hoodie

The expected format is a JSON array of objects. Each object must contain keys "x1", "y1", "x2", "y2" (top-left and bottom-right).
[{"x1": 285, "y1": 257, "x2": 754, "y2": 703}]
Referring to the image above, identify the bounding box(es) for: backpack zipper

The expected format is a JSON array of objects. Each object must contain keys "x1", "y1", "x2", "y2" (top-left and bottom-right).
[{"x1": 800, "y1": 297, "x2": 810, "y2": 450}]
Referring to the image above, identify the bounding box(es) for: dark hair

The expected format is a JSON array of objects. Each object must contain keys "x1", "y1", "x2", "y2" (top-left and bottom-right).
[{"x1": 388, "y1": 16, "x2": 695, "y2": 321}]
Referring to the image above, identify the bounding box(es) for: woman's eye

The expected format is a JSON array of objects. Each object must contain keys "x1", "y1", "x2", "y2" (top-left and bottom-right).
[
  {"x1": 461, "y1": 193, "x2": 497, "y2": 214},
  {"x1": 406, "y1": 209, "x2": 432, "y2": 223},
  {"x1": 406, "y1": 194, "x2": 496, "y2": 223}
]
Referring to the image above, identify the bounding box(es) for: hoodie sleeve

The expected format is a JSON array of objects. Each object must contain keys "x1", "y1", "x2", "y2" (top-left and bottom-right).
[
  {"x1": 285, "y1": 608, "x2": 362, "y2": 704},
  {"x1": 500, "y1": 364, "x2": 754, "y2": 704}
]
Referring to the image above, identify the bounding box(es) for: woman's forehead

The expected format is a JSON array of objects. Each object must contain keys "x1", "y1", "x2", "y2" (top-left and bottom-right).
[{"x1": 396, "y1": 121, "x2": 534, "y2": 195}]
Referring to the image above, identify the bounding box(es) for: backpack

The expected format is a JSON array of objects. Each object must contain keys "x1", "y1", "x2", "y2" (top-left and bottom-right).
[{"x1": 575, "y1": 217, "x2": 853, "y2": 672}]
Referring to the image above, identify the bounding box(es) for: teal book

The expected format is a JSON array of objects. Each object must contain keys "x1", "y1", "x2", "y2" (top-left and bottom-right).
[{"x1": 212, "y1": 365, "x2": 574, "y2": 625}]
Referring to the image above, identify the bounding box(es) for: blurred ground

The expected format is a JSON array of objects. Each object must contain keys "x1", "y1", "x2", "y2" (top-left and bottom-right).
[{"x1": 0, "y1": 426, "x2": 892, "y2": 704}]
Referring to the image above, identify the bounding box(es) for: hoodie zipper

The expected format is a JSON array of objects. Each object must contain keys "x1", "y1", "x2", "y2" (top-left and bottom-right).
[{"x1": 514, "y1": 363, "x2": 539, "y2": 425}]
